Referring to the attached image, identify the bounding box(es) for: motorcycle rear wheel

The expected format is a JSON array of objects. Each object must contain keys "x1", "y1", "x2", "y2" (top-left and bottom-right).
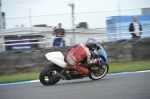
[{"x1": 39, "y1": 64, "x2": 62, "y2": 86}]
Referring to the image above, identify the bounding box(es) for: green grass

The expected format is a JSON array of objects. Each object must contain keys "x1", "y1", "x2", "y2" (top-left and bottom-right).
[
  {"x1": 0, "y1": 61, "x2": 150, "y2": 84},
  {"x1": 109, "y1": 61, "x2": 150, "y2": 73},
  {"x1": 0, "y1": 72, "x2": 39, "y2": 84}
]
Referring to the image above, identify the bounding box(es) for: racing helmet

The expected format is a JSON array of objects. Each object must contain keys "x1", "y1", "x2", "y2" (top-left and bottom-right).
[{"x1": 85, "y1": 38, "x2": 99, "y2": 50}]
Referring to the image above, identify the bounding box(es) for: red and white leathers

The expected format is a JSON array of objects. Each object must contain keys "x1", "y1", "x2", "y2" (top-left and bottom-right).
[{"x1": 65, "y1": 43, "x2": 100, "y2": 75}]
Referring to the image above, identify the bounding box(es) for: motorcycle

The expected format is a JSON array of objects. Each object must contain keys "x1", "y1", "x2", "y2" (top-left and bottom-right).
[{"x1": 39, "y1": 44, "x2": 109, "y2": 86}]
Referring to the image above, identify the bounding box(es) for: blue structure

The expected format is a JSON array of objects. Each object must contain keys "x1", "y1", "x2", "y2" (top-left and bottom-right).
[{"x1": 106, "y1": 14, "x2": 150, "y2": 42}]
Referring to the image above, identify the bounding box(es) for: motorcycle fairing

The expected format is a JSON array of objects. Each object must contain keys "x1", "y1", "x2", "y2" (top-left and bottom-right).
[{"x1": 45, "y1": 51, "x2": 68, "y2": 68}]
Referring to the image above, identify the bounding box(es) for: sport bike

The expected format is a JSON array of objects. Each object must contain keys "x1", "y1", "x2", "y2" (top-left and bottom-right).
[{"x1": 39, "y1": 44, "x2": 109, "y2": 86}]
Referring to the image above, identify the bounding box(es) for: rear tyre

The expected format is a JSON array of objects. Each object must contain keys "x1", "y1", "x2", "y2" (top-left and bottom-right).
[
  {"x1": 89, "y1": 62, "x2": 109, "y2": 80},
  {"x1": 39, "y1": 64, "x2": 62, "y2": 86}
]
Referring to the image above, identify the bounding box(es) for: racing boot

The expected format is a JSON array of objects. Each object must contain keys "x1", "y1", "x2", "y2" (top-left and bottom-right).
[{"x1": 76, "y1": 65, "x2": 89, "y2": 76}]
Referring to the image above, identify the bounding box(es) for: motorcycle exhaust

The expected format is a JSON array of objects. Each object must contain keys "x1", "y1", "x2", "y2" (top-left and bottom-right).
[{"x1": 52, "y1": 70, "x2": 66, "y2": 80}]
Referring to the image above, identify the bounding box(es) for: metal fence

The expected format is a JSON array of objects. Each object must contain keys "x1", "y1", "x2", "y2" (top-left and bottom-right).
[
  {"x1": 0, "y1": 27, "x2": 107, "y2": 52},
  {"x1": 0, "y1": 28, "x2": 150, "y2": 52},
  {"x1": 1, "y1": 1, "x2": 150, "y2": 29},
  {"x1": 0, "y1": 1, "x2": 150, "y2": 52}
]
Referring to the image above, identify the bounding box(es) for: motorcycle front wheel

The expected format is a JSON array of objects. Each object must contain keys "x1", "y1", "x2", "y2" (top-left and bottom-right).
[
  {"x1": 89, "y1": 62, "x2": 109, "y2": 80},
  {"x1": 39, "y1": 64, "x2": 62, "y2": 86}
]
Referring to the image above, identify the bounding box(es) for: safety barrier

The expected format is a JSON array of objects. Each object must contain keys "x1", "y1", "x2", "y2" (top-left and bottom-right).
[{"x1": 0, "y1": 30, "x2": 150, "y2": 52}]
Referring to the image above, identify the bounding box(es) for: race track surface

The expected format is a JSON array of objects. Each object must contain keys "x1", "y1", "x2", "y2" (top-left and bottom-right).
[{"x1": 0, "y1": 72, "x2": 150, "y2": 99}]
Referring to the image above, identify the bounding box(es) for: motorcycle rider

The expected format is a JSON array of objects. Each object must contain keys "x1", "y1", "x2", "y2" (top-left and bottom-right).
[{"x1": 65, "y1": 38, "x2": 101, "y2": 75}]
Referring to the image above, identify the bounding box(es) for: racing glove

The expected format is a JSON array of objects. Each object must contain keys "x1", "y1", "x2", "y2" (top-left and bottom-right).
[{"x1": 93, "y1": 58, "x2": 100, "y2": 63}]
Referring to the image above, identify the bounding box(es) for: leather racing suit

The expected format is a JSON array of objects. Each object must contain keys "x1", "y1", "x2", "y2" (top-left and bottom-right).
[{"x1": 65, "y1": 43, "x2": 99, "y2": 75}]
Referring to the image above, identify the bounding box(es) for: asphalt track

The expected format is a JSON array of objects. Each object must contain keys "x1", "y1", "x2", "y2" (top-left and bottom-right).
[{"x1": 0, "y1": 72, "x2": 150, "y2": 99}]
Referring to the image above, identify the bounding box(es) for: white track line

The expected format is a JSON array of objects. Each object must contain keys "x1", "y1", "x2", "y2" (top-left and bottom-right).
[{"x1": 0, "y1": 70, "x2": 150, "y2": 86}]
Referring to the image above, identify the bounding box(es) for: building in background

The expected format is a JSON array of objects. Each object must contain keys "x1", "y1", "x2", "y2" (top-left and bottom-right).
[
  {"x1": 106, "y1": 14, "x2": 150, "y2": 42},
  {"x1": 76, "y1": 22, "x2": 88, "y2": 29},
  {"x1": 142, "y1": 8, "x2": 150, "y2": 14}
]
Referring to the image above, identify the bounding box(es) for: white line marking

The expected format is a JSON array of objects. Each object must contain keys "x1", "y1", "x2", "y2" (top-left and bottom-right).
[{"x1": 0, "y1": 70, "x2": 150, "y2": 86}]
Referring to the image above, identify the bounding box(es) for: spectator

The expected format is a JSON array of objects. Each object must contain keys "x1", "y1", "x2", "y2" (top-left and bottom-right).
[
  {"x1": 52, "y1": 23, "x2": 66, "y2": 46},
  {"x1": 129, "y1": 16, "x2": 142, "y2": 38}
]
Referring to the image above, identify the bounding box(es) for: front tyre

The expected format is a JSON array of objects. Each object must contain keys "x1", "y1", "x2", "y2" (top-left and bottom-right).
[
  {"x1": 89, "y1": 62, "x2": 109, "y2": 80},
  {"x1": 39, "y1": 64, "x2": 62, "y2": 86}
]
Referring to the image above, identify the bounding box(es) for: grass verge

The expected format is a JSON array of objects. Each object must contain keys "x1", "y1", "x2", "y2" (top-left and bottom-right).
[{"x1": 0, "y1": 61, "x2": 150, "y2": 84}]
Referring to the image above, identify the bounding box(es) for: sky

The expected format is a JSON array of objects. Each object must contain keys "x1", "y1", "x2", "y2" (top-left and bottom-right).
[{"x1": 1, "y1": 0, "x2": 150, "y2": 29}]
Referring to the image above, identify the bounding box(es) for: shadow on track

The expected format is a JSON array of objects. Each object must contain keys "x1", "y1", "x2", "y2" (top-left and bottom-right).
[{"x1": 39, "y1": 78, "x2": 110, "y2": 87}]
